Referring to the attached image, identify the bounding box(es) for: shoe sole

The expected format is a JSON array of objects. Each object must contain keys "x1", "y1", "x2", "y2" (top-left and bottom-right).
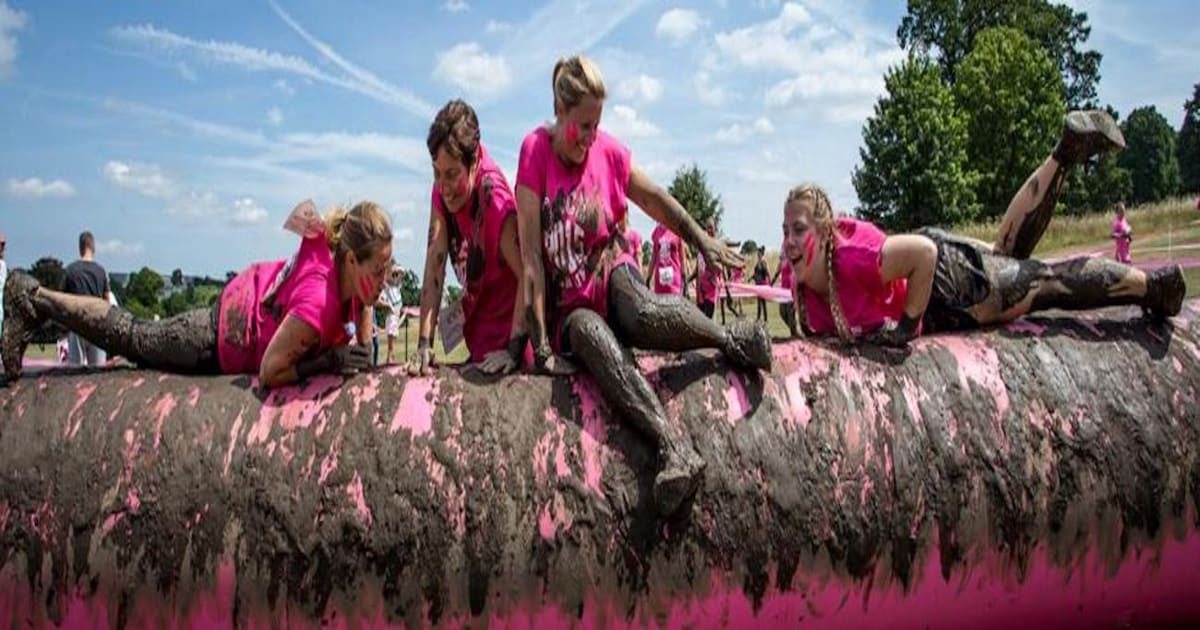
[
  {"x1": 1161, "y1": 264, "x2": 1186, "y2": 317},
  {"x1": 1066, "y1": 110, "x2": 1126, "y2": 151}
]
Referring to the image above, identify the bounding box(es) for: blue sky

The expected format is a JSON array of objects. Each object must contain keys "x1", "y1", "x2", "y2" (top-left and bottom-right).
[{"x1": 0, "y1": 0, "x2": 1196, "y2": 277}]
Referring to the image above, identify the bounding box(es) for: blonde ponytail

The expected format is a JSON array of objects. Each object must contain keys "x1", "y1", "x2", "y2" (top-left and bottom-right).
[
  {"x1": 552, "y1": 55, "x2": 606, "y2": 112},
  {"x1": 786, "y1": 184, "x2": 851, "y2": 342},
  {"x1": 325, "y1": 201, "x2": 392, "y2": 266}
]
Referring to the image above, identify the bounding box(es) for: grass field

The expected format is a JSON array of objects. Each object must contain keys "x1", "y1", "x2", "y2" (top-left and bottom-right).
[{"x1": 23, "y1": 197, "x2": 1200, "y2": 364}]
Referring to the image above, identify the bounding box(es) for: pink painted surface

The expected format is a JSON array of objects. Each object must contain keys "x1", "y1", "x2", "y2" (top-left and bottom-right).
[
  {"x1": 929, "y1": 337, "x2": 1011, "y2": 422},
  {"x1": 726, "y1": 282, "x2": 793, "y2": 303},
  {"x1": 391, "y1": 377, "x2": 438, "y2": 437},
  {"x1": 573, "y1": 377, "x2": 610, "y2": 496},
  {"x1": 723, "y1": 372, "x2": 750, "y2": 425}
]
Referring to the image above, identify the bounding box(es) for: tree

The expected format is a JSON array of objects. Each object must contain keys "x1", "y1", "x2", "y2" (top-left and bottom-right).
[
  {"x1": 954, "y1": 27, "x2": 1064, "y2": 219},
  {"x1": 445, "y1": 285, "x2": 464, "y2": 305},
  {"x1": 641, "y1": 241, "x2": 652, "y2": 269},
  {"x1": 667, "y1": 164, "x2": 724, "y2": 228},
  {"x1": 898, "y1": 0, "x2": 1101, "y2": 108},
  {"x1": 854, "y1": 55, "x2": 978, "y2": 231},
  {"x1": 1178, "y1": 83, "x2": 1200, "y2": 193},
  {"x1": 170, "y1": 268, "x2": 184, "y2": 288},
  {"x1": 399, "y1": 269, "x2": 419, "y2": 307},
  {"x1": 126, "y1": 266, "x2": 164, "y2": 315},
  {"x1": 1119, "y1": 106, "x2": 1182, "y2": 204},
  {"x1": 29, "y1": 257, "x2": 66, "y2": 291},
  {"x1": 1059, "y1": 104, "x2": 1133, "y2": 214}
]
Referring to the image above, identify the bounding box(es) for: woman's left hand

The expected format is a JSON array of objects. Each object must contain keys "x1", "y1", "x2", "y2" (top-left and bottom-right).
[{"x1": 699, "y1": 233, "x2": 743, "y2": 273}]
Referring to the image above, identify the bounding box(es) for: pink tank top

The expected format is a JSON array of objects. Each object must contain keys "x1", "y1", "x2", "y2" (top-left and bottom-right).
[{"x1": 802, "y1": 218, "x2": 908, "y2": 337}]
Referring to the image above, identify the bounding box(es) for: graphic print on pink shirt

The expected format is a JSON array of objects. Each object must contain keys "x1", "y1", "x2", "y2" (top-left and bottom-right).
[
  {"x1": 651, "y1": 224, "x2": 684, "y2": 295},
  {"x1": 516, "y1": 126, "x2": 637, "y2": 340}
]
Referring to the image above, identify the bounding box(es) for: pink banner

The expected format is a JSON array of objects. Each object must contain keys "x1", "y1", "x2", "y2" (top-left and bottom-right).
[{"x1": 724, "y1": 282, "x2": 793, "y2": 303}]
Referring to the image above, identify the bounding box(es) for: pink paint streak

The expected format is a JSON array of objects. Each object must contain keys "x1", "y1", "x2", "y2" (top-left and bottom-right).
[
  {"x1": 723, "y1": 372, "x2": 751, "y2": 424},
  {"x1": 346, "y1": 472, "x2": 373, "y2": 528},
  {"x1": 932, "y1": 337, "x2": 1011, "y2": 423},
  {"x1": 64, "y1": 381, "x2": 98, "y2": 439},
  {"x1": 391, "y1": 377, "x2": 438, "y2": 437},
  {"x1": 573, "y1": 378, "x2": 610, "y2": 496},
  {"x1": 1006, "y1": 319, "x2": 1047, "y2": 336},
  {"x1": 151, "y1": 392, "x2": 177, "y2": 453},
  {"x1": 186, "y1": 385, "x2": 201, "y2": 407}
]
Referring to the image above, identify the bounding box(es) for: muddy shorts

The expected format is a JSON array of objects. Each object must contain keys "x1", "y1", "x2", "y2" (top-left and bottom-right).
[{"x1": 914, "y1": 228, "x2": 992, "y2": 333}]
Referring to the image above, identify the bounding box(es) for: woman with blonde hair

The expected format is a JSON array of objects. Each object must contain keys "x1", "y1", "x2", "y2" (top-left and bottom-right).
[
  {"x1": 3, "y1": 200, "x2": 393, "y2": 387},
  {"x1": 515, "y1": 55, "x2": 771, "y2": 516},
  {"x1": 783, "y1": 111, "x2": 1185, "y2": 346}
]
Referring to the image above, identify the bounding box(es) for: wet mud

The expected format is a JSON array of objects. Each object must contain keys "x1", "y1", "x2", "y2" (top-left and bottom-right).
[{"x1": 1, "y1": 302, "x2": 1200, "y2": 627}]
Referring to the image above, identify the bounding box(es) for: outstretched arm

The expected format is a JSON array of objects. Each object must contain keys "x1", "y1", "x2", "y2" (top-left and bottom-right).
[
  {"x1": 411, "y1": 206, "x2": 450, "y2": 375},
  {"x1": 478, "y1": 214, "x2": 530, "y2": 375},
  {"x1": 516, "y1": 186, "x2": 573, "y2": 374},
  {"x1": 870, "y1": 234, "x2": 938, "y2": 346},
  {"x1": 627, "y1": 165, "x2": 742, "y2": 272}
]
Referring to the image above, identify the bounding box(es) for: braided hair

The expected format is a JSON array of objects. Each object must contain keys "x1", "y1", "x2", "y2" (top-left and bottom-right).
[{"x1": 786, "y1": 184, "x2": 851, "y2": 342}]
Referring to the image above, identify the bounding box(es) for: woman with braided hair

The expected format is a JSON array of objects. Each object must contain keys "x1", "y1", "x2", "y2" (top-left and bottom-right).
[{"x1": 784, "y1": 110, "x2": 1186, "y2": 347}]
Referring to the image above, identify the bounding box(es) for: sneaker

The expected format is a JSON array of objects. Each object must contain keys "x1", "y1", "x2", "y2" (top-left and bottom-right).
[
  {"x1": 723, "y1": 319, "x2": 772, "y2": 371},
  {"x1": 1143, "y1": 264, "x2": 1186, "y2": 319},
  {"x1": 1053, "y1": 110, "x2": 1126, "y2": 167},
  {"x1": 2, "y1": 271, "x2": 43, "y2": 380},
  {"x1": 653, "y1": 444, "x2": 706, "y2": 516}
]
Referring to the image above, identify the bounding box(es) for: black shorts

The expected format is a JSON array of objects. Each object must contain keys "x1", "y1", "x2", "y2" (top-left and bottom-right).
[{"x1": 914, "y1": 228, "x2": 992, "y2": 333}]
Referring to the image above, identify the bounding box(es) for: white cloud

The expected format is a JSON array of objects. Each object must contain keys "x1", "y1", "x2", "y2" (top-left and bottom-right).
[
  {"x1": 229, "y1": 197, "x2": 268, "y2": 225},
  {"x1": 433, "y1": 42, "x2": 512, "y2": 98},
  {"x1": 0, "y1": 0, "x2": 27, "y2": 79},
  {"x1": 712, "y1": 1, "x2": 902, "y2": 116},
  {"x1": 484, "y1": 19, "x2": 511, "y2": 34},
  {"x1": 444, "y1": 0, "x2": 469, "y2": 12},
  {"x1": 274, "y1": 78, "x2": 295, "y2": 96},
  {"x1": 167, "y1": 190, "x2": 222, "y2": 219},
  {"x1": 104, "y1": 160, "x2": 176, "y2": 198},
  {"x1": 656, "y1": 9, "x2": 704, "y2": 46},
  {"x1": 94, "y1": 239, "x2": 145, "y2": 257},
  {"x1": 394, "y1": 227, "x2": 415, "y2": 242},
  {"x1": 110, "y1": 16, "x2": 431, "y2": 118},
  {"x1": 694, "y1": 70, "x2": 727, "y2": 106},
  {"x1": 616, "y1": 73, "x2": 664, "y2": 104},
  {"x1": 714, "y1": 116, "x2": 775, "y2": 143},
  {"x1": 7, "y1": 177, "x2": 76, "y2": 199},
  {"x1": 267, "y1": 107, "x2": 283, "y2": 126},
  {"x1": 604, "y1": 104, "x2": 661, "y2": 139},
  {"x1": 278, "y1": 131, "x2": 427, "y2": 172}
]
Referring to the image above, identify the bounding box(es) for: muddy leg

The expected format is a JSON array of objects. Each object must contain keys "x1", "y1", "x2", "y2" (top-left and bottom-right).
[
  {"x1": 608, "y1": 266, "x2": 771, "y2": 370},
  {"x1": 564, "y1": 308, "x2": 704, "y2": 516},
  {"x1": 994, "y1": 111, "x2": 1126, "y2": 260},
  {"x1": 2, "y1": 272, "x2": 218, "y2": 379}
]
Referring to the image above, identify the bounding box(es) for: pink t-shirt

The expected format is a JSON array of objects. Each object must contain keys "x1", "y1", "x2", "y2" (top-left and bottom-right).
[
  {"x1": 516, "y1": 126, "x2": 638, "y2": 345},
  {"x1": 622, "y1": 227, "x2": 643, "y2": 265},
  {"x1": 433, "y1": 143, "x2": 519, "y2": 362},
  {"x1": 802, "y1": 218, "x2": 908, "y2": 337},
  {"x1": 1112, "y1": 217, "x2": 1131, "y2": 263},
  {"x1": 651, "y1": 224, "x2": 685, "y2": 295},
  {"x1": 218, "y1": 233, "x2": 351, "y2": 374},
  {"x1": 778, "y1": 247, "x2": 793, "y2": 289},
  {"x1": 696, "y1": 255, "x2": 719, "y2": 303}
]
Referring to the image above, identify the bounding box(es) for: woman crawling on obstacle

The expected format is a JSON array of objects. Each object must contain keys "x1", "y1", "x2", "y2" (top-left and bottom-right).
[
  {"x1": 515, "y1": 55, "x2": 772, "y2": 515},
  {"x1": 409, "y1": 99, "x2": 527, "y2": 376},
  {"x1": 783, "y1": 110, "x2": 1186, "y2": 347},
  {"x1": 3, "y1": 201, "x2": 394, "y2": 387}
]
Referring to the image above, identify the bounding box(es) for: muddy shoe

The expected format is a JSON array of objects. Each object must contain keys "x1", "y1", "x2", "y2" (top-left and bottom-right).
[
  {"x1": 723, "y1": 319, "x2": 772, "y2": 371},
  {"x1": 2, "y1": 271, "x2": 44, "y2": 380},
  {"x1": 1143, "y1": 264, "x2": 1186, "y2": 319},
  {"x1": 653, "y1": 445, "x2": 705, "y2": 517},
  {"x1": 1052, "y1": 110, "x2": 1126, "y2": 167}
]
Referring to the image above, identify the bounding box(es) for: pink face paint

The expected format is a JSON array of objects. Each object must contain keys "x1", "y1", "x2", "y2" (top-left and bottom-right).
[
  {"x1": 564, "y1": 122, "x2": 580, "y2": 145},
  {"x1": 803, "y1": 233, "x2": 816, "y2": 270}
]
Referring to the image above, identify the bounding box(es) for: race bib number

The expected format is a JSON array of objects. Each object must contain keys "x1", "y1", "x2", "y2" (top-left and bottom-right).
[
  {"x1": 657, "y1": 265, "x2": 675, "y2": 287},
  {"x1": 438, "y1": 297, "x2": 466, "y2": 352}
]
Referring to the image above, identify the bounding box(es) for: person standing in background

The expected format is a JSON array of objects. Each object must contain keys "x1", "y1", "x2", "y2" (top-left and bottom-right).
[
  {"x1": 63, "y1": 231, "x2": 112, "y2": 367},
  {"x1": 1112, "y1": 201, "x2": 1132, "y2": 264}
]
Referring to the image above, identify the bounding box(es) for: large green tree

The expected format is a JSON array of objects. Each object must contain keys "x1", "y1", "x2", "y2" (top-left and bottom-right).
[
  {"x1": 29, "y1": 257, "x2": 66, "y2": 291},
  {"x1": 854, "y1": 55, "x2": 977, "y2": 231},
  {"x1": 898, "y1": 0, "x2": 1101, "y2": 108},
  {"x1": 126, "y1": 266, "x2": 164, "y2": 316},
  {"x1": 667, "y1": 164, "x2": 724, "y2": 229},
  {"x1": 954, "y1": 27, "x2": 1065, "y2": 219},
  {"x1": 1119, "y1": 106, "x2": 1182, "y2": 204},
  {"x1": 1178, "y1": 82, "x2": 1200, "y2": 193}
]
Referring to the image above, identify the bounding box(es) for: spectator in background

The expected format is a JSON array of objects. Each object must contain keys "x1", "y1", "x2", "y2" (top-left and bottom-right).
[
  {"x1": 650, "y1": 222, "x2": 685, "y2": 297},
  {"x1": 63, "y1": 231, "x2": 112, "y2": 367},
  {"x1": 692, "y1": 219, "x2": 720, "y2": 319},
  {"x1": 377, "y1": 263, "x2": 406, "y2": 365},
  {"x1": 752, "y1": 246, "x2": 770, "y2": 323},
  {"x1": 1112, "y1": 201, "x2": 1132, "y2": 264}
]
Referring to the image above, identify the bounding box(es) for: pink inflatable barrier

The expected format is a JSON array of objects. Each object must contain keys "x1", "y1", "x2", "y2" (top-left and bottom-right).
[{"x1": 1, "y1": 302, "x2": 1199, "y2": 627}]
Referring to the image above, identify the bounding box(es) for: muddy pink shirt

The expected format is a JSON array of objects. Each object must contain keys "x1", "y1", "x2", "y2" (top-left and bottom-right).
[
  {"x1": 516, "y1": 126, "x2": 638, "y2": 345},
  {"x1": 778, "y1": 249, "x2": 793, "y2": 289},
  {"x1": 651, "y1": 224, "x2": 685, "y2": 295},
  {"x1": 802, "y1": 218, "x2": 908, "y2": 337},
  {"x1": 1112, "y1": 217, "x2": 1132, "y2": 263},
  {"x1": 433, "y1": 143, "x2": 519, "y2": 362},
  {"x1": 218, "y1": 233, "x2": 351, "y2": 374}
]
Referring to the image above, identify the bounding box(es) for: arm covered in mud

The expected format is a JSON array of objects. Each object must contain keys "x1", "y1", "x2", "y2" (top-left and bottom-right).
[
  {"x1": 411, "y1": 206, "x2": 449, "y2": 376},
  {"x1": 627, "y1": 165, "x2": 742, "y2": 273},
  {"x1": 866, "y1": 234, "x2": 938, "y2": 347},
  {"x1": 515, "y1": 185, "x2": 573, "y2": 375},
  {"x1": 259, "y1": 315, "x2": 369, "y2": 387}
]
